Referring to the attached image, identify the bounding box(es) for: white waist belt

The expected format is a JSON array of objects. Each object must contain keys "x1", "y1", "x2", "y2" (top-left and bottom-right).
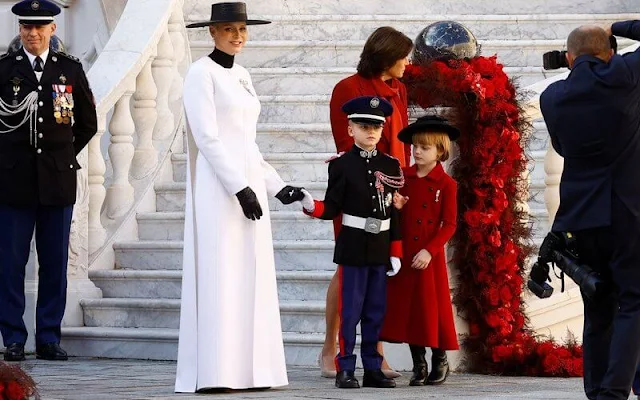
[{"x1": 342, "y1": 214, "x2": 390, "y2": 234}]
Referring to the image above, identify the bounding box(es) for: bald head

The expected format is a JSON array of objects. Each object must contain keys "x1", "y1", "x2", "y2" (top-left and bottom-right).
[{"x1": 567, "y1": 25, "x2": 612, "y2": 59}]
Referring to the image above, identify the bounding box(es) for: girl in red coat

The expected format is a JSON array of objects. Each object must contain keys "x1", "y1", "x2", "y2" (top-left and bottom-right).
[{"x1": 380, "y1": 115, "x2": 460, "y2": 386}]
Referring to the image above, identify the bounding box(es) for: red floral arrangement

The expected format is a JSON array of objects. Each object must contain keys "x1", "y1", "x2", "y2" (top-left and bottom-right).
[
  {"x1": 402, "y1": 56, "x2": 582, "y2": 376},
  {"x1": 0, "y1": 362, "x2": 39, "y2": 400}
]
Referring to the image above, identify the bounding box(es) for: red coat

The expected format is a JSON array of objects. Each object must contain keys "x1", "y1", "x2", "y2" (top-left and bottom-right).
[{"x1": 380, "y1": 163, "x2": 459, "y2": 349}]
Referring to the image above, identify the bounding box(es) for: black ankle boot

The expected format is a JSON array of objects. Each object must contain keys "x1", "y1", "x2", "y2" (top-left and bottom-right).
[
  {"x1": 426, "y1": 348, "x2": 449, "y2": 385},
  {"x1": 409, "y1": 345, "x2": 427, "y2": 386}
]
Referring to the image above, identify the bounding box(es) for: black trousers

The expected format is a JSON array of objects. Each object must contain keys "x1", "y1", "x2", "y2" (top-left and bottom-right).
[{"x1": 573, "y1": 195, "x2": 640, "y2": 400}]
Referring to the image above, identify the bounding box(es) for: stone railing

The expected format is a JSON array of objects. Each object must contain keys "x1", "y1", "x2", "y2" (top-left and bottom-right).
[
  {"x1": 523, "y1": 43, "x2": 640, "y2": 226},
  {"x1": 63, "y1": 0, "x2": 190, "y2": 327}
]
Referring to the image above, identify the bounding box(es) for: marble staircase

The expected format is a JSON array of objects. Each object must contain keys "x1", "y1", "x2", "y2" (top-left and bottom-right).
[{"x1": 62, "y1": 0, "x2": 640, "y2": 368}]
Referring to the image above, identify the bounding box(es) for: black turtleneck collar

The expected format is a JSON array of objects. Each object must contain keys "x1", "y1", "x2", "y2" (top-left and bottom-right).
[{"x1": 209, "y1": 47, "x2": 234, "y2": 69}]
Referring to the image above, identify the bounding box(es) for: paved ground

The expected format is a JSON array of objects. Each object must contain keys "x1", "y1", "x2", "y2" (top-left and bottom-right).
[{"x1": 9, "y1": 358, "x2": 638, "y2": 399}]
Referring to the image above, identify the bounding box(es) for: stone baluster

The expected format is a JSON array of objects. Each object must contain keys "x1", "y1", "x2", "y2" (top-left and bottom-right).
[
  {"x1": 168, "y1": 5, "x2": 186, "y2": 104},
  {"x1": 152, "y1": 27, "x2": 175, "y2": 140},
  {"x1": 544, "y1": 142, "x2": 564, "y2": 225},
  {"x1": 88, "y1": 115, "x2": 107, "y2": 254},
  {"x1": 131, "y1": 56, "x2": 159, "y2": 179},
  {"x1": 106, "y1": 84, "x2": 136, "y2": 219}
]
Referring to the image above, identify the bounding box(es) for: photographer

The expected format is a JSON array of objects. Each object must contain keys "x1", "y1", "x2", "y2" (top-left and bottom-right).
[{"x1": 539, "y1": 21, "x2": 640, "y2": 400}]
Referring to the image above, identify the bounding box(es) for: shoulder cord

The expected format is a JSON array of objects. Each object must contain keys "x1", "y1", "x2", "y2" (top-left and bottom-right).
[{"x1": 0, "y1": 92, "x2": 40, "y2": 148}]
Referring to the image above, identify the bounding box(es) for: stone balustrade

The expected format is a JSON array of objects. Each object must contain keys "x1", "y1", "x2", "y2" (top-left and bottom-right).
[{"x1": 64, "y1": 0, "x2": 190, "y2": 328}]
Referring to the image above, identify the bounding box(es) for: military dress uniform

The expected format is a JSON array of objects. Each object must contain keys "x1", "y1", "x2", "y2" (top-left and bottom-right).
[
  {"x1": 304, "y1": 96, "x2": 403, "y2": 389},
  {"x1": 0, "y1": 0, "x2": 97, "y2": 361}
]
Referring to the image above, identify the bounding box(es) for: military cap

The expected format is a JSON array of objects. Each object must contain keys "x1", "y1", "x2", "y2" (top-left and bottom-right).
[
  {"x1": 397, "y1": 115, "x2": 460, "y2": 143},
  {"x1": 341, "y1": 96, "x2": 393, "y2": 126},
  {"x1": 12, "y1": 0, "x2": 60, "y2": 25}
]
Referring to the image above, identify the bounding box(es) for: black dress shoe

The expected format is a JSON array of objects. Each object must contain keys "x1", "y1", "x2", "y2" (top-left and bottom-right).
[
  {"x1": 3, "y1": 343, "x2": 25, "y2": 362},
  {"x1": 362, "y1": 369, "x2": 396, "y2": 388},
  {"x1": 36, "y1": 343, "x2": 68, "y2": 361},
  {"x1": 426, "y1": 349, "x2": 450, "y2": 385},
  {"x1": 335, "y1": 370, "x2": 360, "y2": 389}
]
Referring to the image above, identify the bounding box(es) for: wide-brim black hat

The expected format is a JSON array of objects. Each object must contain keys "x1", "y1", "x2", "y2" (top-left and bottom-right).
[
  {"x1": 186, "y1": 2, "x2": 270, "y2": 28},
  {"x1": 397, "y1": 115, "x2": 460, "y2": 143}
]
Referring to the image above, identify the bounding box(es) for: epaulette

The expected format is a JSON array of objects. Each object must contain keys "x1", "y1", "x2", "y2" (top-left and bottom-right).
[
  {"x1": 54, "y1": 51, "x2": 81, "y2": 64},
  {"x1": 325, "y1": 151, "x2": 345, "y2": 163},
  {"x1": 0, "y1": 52, "x2": 10, "y2": 62}
]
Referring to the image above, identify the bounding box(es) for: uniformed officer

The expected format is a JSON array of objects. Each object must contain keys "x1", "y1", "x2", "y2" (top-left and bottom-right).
[
  {"x1": 0, "y1": 0, "x2": 97, "y2": 361},
  {"x1": 302, "y1": 96, "x2": 403, "y2": 389}
]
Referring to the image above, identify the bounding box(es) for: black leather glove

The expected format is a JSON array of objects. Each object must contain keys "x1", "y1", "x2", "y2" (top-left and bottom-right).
[
  {"x1": 235, "y1": 186, "x2": 263, "y2": 220},
  {"x1": 275, "y1": 185, "x2": 305, "y2": 205}
]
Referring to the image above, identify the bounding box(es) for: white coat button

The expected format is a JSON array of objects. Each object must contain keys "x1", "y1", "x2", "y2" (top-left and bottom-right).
[
  {"x1": 38, "y1": 101, "x2": 43, "y2": 106},
  {"x1": 369, "y1": 183, "x2": 373, "y2": 186},
  {"x1": 368, "y1": 170, "x2": 372, "y2": 174},
  {"x1": 373, "y1": 208, "x2": 377, "y2": 212},
  {"x1": 38, "y1": 117, "x2": 43, "y2": 123},
  {"x1": 36, "y1": 148, "x2": 42, "y2": 154},
  {"x1": 38, "y1": 133, "x2": 43, "y2": 138},
  {"x1": 372, "y1": 195, "x2": 376, "y2": 199},
  {"x1": 69, "y1": 164, "x2": 74, "y2": 169},
  {"x1": 37, "y1": 85, "x2": 42, "y2": 91}
]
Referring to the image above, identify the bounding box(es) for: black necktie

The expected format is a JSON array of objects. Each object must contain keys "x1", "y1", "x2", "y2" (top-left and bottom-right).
[{"x1": 34, "y1": 56, "x2": 43, "y2": 72}]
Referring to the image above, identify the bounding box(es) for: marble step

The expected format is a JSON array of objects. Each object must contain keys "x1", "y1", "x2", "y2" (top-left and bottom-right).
[
  {"x1": 186, "y1": 14, "x2": 635, "y2": 42},
  {"x1": 81, "y1": 298, "x2": 327, "y2": 333},
  {"x1": 89, "y1": 270, "x2": 333, "y2": 301},
  {"x1": 60, "y1": 327, "x2": 337, "y2": 365},
  {"x1": 137, "y1": 211, "x2": 333, "y2": 241},
  {"x1": 184, "y1": 1, "x2": 639, "y2": 16},
  {"x1": 258, "y1": 95, "x2": 329, "y2": 124},
  {"x1": 155, "y1": 181, "x2": 328, "y2": 213},
  {"x1": 248, "y1": 67, "x2": 564, "y2": 96},
  {"x1": 113, "y1": 240, "x2": 336, "y2": 271},
  {"x1": 191, "y1": 39, "x2": 634, "y2": 68}
]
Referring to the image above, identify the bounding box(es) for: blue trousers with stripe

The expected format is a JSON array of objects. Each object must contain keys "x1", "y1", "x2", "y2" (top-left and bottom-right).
[
  {"x1": 336, "y1": 264, "x2": 387, "y2": 372},
  {"x1": 0, "y1": 203, "x2": 73, "y2": 347}
]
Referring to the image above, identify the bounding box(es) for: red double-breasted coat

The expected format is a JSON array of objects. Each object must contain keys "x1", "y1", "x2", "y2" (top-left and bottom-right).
[{"x1": 380, "y1": 163, "x2": 459, "y2": 349}]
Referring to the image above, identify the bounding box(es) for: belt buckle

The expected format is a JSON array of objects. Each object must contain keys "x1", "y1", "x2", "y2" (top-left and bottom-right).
[{"x1": 364, "y1": 217, "x2": 382, "y2": 234}]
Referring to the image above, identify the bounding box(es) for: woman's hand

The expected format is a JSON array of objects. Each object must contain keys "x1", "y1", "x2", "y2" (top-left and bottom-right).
[
  {"x1": 411, "y1": 249, "x2": 432, "y2": 270},
  {"x1": 393, "y1": 191, "x2": 409, "y2": 210},
  {"x1": 300, "y1": 189, "x2": 315, "y2": 212}
]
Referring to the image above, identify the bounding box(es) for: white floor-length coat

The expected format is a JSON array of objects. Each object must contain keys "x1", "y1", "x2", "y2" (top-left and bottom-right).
[{"x1": 175, "y1": 55, "x2": 288, "y2": 392}]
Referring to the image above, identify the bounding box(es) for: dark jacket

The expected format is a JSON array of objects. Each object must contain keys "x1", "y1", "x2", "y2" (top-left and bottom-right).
[
  {"x1": 306, "y1": 145, "x2": 403, "y2": 266},
  {"x1": 0, "y1": 48, "x2": 97, "y2": 206},
  {"x1": 540, "y1": 20, "x2": 640, "y2": 231}
]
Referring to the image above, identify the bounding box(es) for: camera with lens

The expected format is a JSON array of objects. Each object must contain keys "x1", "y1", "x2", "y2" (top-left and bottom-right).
[
  {"x1": 542, "y1": 35, "x2": 618, "y2": 70},
  {"x1": 527, "y1": 231, "x2": 608, "y2": 299}
]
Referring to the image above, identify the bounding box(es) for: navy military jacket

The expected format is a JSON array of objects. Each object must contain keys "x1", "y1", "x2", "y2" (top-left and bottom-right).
[
  {"x1": 307, "y1": 145, "x2": 402, "y2": 266},
  {"x1": 0, "y1": 47, "x2": 97, "y2": 206},
  {"x1": 540, "y1": 20, "x2": 640, "y2": 231}
]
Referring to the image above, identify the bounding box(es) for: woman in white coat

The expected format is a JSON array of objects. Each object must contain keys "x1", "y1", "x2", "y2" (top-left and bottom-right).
[{"x1": 175, "y1": 2, "x2": 305, "y2": 392}]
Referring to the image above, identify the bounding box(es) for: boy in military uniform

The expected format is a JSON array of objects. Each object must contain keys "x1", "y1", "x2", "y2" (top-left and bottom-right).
[
  {"x1": 0, "y1": 0, "x2": 97, "y2": 361},
  {"x1": 301, "y1": 96, "x2": 403, "y2": 389}
]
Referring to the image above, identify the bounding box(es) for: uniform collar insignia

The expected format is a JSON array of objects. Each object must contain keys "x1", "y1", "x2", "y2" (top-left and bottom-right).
[
  {"x1": 15, "y1": 55, "x2": 23, "y2": 61},
  {"x1": 359, "y1": 148, "x2": 377, "y2": 158}
]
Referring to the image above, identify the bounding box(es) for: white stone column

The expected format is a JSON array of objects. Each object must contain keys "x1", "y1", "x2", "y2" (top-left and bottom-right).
[
  {"x1": 131, "y1": 57, "x2": 159, "y2": 179},
  {"x1": 64, "y1": 146, "x2": 102, "y2": 328},
  {"x1": 88, "y1": 116, "x2": 107, "y2": 254},
  {"x1": 168, "y1": 5, "x2": 186, "y2": 105},
  {"x1": 106, "y1": 86, "x2": 136, "y2": 219},
  {"x1": 544, "y1": 142, "x2": 564, "y2": 225},
  {"x1": 152, "y1": 27, "x2": 175, "y2": 140}
]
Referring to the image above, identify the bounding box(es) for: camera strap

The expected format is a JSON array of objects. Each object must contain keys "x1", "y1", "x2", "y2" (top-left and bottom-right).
[{"x1": 552, "y1": 263, "x2": 567, "y2": 293}]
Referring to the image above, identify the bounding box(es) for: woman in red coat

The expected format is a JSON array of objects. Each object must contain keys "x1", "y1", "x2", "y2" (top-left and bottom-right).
[
  {"x1": 318, "y1": 26, "x2": 413, "y2": 378},
  {"x1": 380, "y1": 116, "x2": 460, "y2": 386}
]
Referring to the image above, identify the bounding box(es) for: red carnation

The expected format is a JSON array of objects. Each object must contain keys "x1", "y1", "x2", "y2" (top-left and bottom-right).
[{"x1": 5, "y1": 381, "x2": 25, "y2": 400}]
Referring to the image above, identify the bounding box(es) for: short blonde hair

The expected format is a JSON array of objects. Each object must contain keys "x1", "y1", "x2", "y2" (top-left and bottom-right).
[{"x1": 412, "y1": 132, "x2": 451, "y2": 161}]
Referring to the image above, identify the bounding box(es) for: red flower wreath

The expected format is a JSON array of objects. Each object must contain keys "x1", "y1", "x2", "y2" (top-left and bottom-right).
[
  {"x1": 0, "y1": 362, "x2": 39, "y2": 400},
  {"x1": 402, "y1": 57, "x2": 582, "y2": 377}
]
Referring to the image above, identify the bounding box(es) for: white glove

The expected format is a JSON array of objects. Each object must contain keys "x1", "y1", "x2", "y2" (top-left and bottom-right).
[
  {"x1": 387, "y1": 257, "x2": 401, "y2": 277},
  {"x1": 301, "y1": 188, "x2": 315, "y2": 212}
]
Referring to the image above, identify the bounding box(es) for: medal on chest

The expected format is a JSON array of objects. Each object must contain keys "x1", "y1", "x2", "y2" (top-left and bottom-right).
[
  {"x1": 52, "y1": 83, "x2": 74, "y2": 124},
  {"x1": 374, "y1": 170, "x2": 405, "y2": 216}
]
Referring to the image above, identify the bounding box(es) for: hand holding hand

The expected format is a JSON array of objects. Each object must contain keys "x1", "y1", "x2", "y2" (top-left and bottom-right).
[
  {"x1": 235, "y1": 186, "x2": 263, "y2": 220},
  {"x1": 387, "y1": 257, "x2": 401, "y2": 277},
  {"x1": 301, "y1": 188, "x2": 315, "y2": 212},
  {"x1": 411, "y1": 249, "x2": 432, "y2": 270},
  {"x1": 393, "y1": 191, "x2": 409, "y2": 210},
  {"x1": 275, "y1": 185, "x2": 305, "y2": 205}
]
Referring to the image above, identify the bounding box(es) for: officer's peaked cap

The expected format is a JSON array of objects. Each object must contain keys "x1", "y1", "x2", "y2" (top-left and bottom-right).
[
  {"x1": 12, "y1": 0, "x2": 60, "y2": 25},
  {"x1": 341, "y1": 96, "x2": 393, "y2": 126}
]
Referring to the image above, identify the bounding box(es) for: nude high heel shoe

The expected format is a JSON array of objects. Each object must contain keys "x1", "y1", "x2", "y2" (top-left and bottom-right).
[{"x1": 318, "y1": 351, "x2": 337, "y2": 378}]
